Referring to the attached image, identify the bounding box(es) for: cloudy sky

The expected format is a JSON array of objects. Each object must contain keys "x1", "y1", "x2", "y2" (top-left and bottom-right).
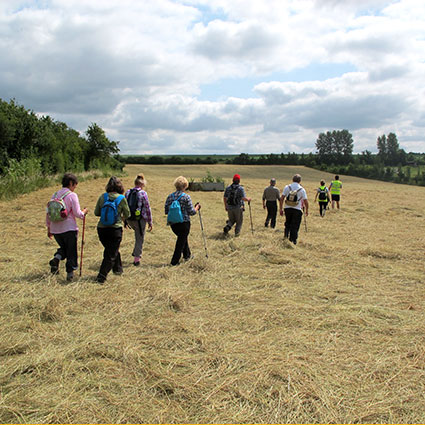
[{"x1": 1, "y1": 0, "x2": 425, "y2": 154}]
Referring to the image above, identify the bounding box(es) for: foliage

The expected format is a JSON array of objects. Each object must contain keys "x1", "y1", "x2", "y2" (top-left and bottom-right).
[
  {"x1": 0, "y1": 98, "x2": 124, "y2": 198},
  {"x1": 376, "y1": 132, "x2": 406, "y2": 166},
  {"x1": 315, "y1": 129, "x2": 353, "y2": 165}
]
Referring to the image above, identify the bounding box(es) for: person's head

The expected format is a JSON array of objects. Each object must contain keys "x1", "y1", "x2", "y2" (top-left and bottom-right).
[
  {"x1": 320, "y1": 180, "x2": 325, "y2": 186},
  {"x1": 62, "y1": 173, "x2": 78, "y2": 190},
  {"x1": 105, "y1": 176, "x2": 125, "y2": 194},
  {"x1": 292, "y1": 174, "x2": 301, "y2": 183},
  {"x1": 270, "y1": 178, "x2": 276, "y2": 186},
  {"x1": 134, "y1": 173, "x2": 146, "y2": 188},
  {"x1": 335, "y1": 175, "x2": 339, "y2": 180},
  {"x1": 233, "y1": 174, "x2": 241, "y2": 184},
  {"x1": 174, "y1": 176, "x2": 188, "y2": 191}
]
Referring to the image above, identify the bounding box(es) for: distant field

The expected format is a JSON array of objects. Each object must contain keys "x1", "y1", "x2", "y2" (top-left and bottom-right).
[{"x1": 1, "y1": 164, "x2": 424, "y2": 423}]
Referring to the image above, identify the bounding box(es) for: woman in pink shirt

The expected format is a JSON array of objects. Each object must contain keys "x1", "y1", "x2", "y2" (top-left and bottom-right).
[{"x1": 46, "y1": 173, "x2": 88, "y2": 281}]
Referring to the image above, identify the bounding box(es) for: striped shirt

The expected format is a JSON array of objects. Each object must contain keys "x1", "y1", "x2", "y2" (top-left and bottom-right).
[
  {"x1": 125, "y1": 187, "x2": 153, "y2": 225},
  {"x1": 164, "y1": 191, "x2": 197, "y2": 222}
]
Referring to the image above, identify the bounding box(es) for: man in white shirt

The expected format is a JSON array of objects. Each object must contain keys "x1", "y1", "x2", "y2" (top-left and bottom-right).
[{"x1": 279, "y1": 174, "x2": 309, "y2": 245}]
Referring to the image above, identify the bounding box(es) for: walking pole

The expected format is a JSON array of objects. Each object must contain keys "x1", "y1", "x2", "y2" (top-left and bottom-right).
[
  {"x1": 302, "y1": 206, "x2": 308, "y2": 233},
  {"x1": 198, "y1": 208, "x2": 208, "y2": 258},
  {"x1": 248, "y1": 201, "x2": 254, "y2": 235},
  {"x1": 79, "y1": 215, "x2": 86, "y2": 277}
]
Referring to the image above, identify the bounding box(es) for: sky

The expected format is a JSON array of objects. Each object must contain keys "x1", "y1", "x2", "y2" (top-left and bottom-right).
[{"x1": 1, "y1": 0, "x2": 425, "y2": 155}]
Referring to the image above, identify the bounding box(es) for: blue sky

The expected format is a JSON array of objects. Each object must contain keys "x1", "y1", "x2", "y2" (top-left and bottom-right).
[{"x1": 0, "y1": 0, "x2": 424, "y2": 154}]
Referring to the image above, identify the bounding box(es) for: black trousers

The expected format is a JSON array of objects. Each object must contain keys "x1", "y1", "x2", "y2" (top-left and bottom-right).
[
  {"x1": 97, "y1": 227, "x2": 123, "y2": 280},
  {"x1": 319, "y1": 201, "x2": 328, "y2": 216},
  {"x1": 170, "y1": 221, "x2": 191, "y2": 265},
  {"x1": 284, "y1": 208, "x2": 303, "y2": 244},
  {"x1": 265, "y1": 200, "x2": 278, "y2": 228},
  {"x1": 53, "y1": 231, "x2": 78, "y2": 273}
]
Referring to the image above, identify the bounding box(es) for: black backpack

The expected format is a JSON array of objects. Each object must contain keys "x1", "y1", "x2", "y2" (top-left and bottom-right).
[
  {"x1": 127, "y1": 188, "x2": 143, "y2": 220},
  {"x1": 318, "y1": 187, "x2": 327, "y2": 201},
  {"x1": 227, "y1": 184, "x2": 240, "y2": 206}
]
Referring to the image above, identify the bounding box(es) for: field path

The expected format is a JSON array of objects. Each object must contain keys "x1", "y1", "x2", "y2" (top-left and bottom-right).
[{"x1": 0, "y1": 164, "x2": 424, "y2": 423}]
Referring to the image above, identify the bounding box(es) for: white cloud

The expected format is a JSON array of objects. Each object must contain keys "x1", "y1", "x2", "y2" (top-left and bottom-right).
[{"x1": 0, "y1": 0, "x2": 424, "y2": 154}]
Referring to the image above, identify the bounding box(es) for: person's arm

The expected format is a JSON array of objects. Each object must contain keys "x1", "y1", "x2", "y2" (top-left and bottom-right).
[
  {"x1": 119, "y1": 197, "x2": 130, "y2": 220},
  {"x1": 262, "y1": 189, "x2": 266, "y2": 209},
  {"x1": 94, "y1": 195, "x2": 103, "y2": 217},
  {"x1": 223, "y1": 197, "x2": 228, "y2": 211},
  {"x1": 70, "y1": 192, "x2": 88, "y2": 219},
  {"x1": 142, "y1": 192, "x2": 153, "y2": 230},
  {"x1": 314, "y1": 190, "x2": 318, "y2": 202},
  {"x1": 303, "y1": 199, "x2": 309, "y2": 216}
]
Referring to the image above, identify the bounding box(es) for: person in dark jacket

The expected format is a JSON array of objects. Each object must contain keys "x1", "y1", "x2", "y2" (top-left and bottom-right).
[
  {"x1": 164, "y1": 176, "x2": 200, "y2": 266},
  {"x1": 94, "y1": 176, "x2": 130, "y2": 283}
]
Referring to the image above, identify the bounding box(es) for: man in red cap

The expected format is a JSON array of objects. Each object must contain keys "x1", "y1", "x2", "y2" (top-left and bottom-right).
[{"x1": 223, "y1": 174, "x2": 251, "y2": 236}]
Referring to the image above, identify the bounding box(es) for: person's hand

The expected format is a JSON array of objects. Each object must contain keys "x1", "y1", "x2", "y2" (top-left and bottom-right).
[
  {"x1": 148, "y1": 223, "x2": 153, "y2": 232},
  {"x1": 124, "y1": 220, "x2": 131, "y2": 229},
  {"x1": 195, "y1": 202, "x2": 201, "y2": 211},
  {"x1": 279, "y1": 210, "x2": 284, "y2": 216},
  {"x1": 82, "y1": 208, "x2": 88, "y2": 215},
  {"x1": 263, "y1": 204, "x2": 266, "y2": 209},
  {"x1": 305, "y1": 211, "x2": 309, "y2": 217},
  {"x1": 47, "y1": 229, "x2": 53, "y2": 240}
]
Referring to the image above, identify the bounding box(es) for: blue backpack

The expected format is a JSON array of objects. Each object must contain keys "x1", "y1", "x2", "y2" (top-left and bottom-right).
[
  {"x1": 167, "y1": 193, "x2": 184, "y2": 224},
  {"x1": 100, "y1": 193, "x2": 125, "y2": 226}
]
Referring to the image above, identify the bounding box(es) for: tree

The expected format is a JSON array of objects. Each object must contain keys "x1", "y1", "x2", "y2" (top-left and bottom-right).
[
  {"x1": 315, "y1": 130, "x2": 353, "y2": 165},
  {"x1": 85, "y1": 123, "x2": 119, "y2": 169}
]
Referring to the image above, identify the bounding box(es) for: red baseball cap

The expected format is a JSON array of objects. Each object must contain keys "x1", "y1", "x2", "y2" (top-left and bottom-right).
[{"x1": 233, "y1": 174, "x2": 241, "y2": 182}]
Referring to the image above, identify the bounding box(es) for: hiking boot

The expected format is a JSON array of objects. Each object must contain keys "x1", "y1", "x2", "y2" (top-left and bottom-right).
[
  {"x1": 96, "y1": 275, "x2": 106, "y2": 284},
  {"x1": 133, "y1": 261, "x2": 140, "y2": 267},
  {"x1": 66, "y1": 272, "x2": 74, "y2": 282},
  {"x1": 49, "y1": 258, "x2": 60, "y2": 275},
  {"x1": 183, "y1": 255, "x2": 194, "y2": 262},
  {"x1": 113, "y1": 270, "x2": 123, "y2": 276},
  {"x1": 223, "y1": 225, "x2": 230, "y2": 234}
]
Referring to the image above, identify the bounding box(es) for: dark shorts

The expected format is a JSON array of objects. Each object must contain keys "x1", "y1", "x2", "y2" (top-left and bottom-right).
[{"x1": 331, "y1": 194, "x2": 340, "y2": 201}]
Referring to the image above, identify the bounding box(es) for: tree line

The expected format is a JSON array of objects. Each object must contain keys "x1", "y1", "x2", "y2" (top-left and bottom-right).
[
  {"x1": 0, "y1": 98, "x2": 124, "y2": 199},
  {"x1": 0, "y1": 98, "x2": 123, "y2": 175}
]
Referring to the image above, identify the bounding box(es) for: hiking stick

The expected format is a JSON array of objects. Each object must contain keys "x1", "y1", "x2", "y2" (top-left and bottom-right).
[
  {"x1": 248, "y1": 201, "x2": 254, "y2": 235},
  {"x1": 303, "y1": 207, "x2": 308, "y2": 233},
  {"x1": 198, "y1": 209, "x2": 208, "y2": 258},
  {"x1": 79, "y1": 215, "x2": 86, "y2": 277}
]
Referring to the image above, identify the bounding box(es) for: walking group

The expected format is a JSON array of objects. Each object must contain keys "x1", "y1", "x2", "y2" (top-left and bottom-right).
[{"x1": 45, "y1": 172, "x2": 342, "y2": 284}]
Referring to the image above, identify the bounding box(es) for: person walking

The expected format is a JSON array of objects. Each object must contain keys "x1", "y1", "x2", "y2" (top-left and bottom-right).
[
  {"x1": 279, "y1": 174, "x2": 308, "y2": 245},
  {"x1": 46, "y1": 173, "x2": 88, "y2": 281},
  {"x1": 125, "y1": 174, "x2": 153, "y2": 266},
  {"x1": 262, "y1": 177, "x2": 280, "y2": 228},
  {"x1": 223, "y1": 174, "x2": 251, "y2": 236},
  {"x1": 94, "y1": 176, "x2": 130, "y2": 284},
  {"x1": 329, "y1": 175, "x2": 343, "y2": 209},
  {"x1": 164, "y1": 176, "x2": 200, "y2": 266},
  {"x1": 314, "y1": 180, "x2": 330, "y2": 217}
]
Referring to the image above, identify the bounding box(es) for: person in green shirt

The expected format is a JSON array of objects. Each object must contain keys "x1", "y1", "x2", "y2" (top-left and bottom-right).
[
  {"x1": 329, "y1": 175, "x2": 342, "y2": 210},
  {"x1": 94, "y1": 176, "x2": 130, "y2": 284}
]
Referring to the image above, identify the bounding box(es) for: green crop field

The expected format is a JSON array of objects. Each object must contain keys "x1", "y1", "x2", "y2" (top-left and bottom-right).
[{"x1": 0, "y1": 164, "x2": 424, "y2": 423}]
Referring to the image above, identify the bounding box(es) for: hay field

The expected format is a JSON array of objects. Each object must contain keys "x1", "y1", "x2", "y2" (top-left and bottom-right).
[{"x1": 0, "y1": 164, "x2": 424, "y2": 424}]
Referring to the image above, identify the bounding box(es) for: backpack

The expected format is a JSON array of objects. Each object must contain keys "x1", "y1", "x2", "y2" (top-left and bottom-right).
[
  {"x1": 47, "y1": 190, "x2": 71, "y2": 222},
  {"x1": 226, "y1": 184, "x2": 240, "y2": 206},
  {"x1": 285, "y1": 185, "x2": 302, "y2": 207},
  {"x1": 167, "y1": 193, "x2": 184, "y2": 224},
  {"x1": 318, "y1": 187, "x2": 327, "y2": 201},
  {"x1": 100, "y1": 193, "x2": 125, "y2": 226},
  {"x1": 127, "y1": 188, "x2": 143, "y2": 220}
]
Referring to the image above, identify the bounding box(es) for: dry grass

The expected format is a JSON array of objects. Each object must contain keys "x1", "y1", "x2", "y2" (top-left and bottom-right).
[{"x1": 0, "y1": 164, "x2": 424, "y2": 424}]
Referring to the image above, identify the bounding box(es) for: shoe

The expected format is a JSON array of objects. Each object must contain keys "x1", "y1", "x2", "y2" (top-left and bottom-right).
[
  {"x1": 96, "y1": 276, "x2": 106, "y2": 284},
  {"x1": 49, "y1": 258, "x2": 59, "y2": 275},
  {"x1": 235, "y1": 232, "x2": 240, "y2": 237},
  {"x1": 183, "y1": 255, "x2": 194, "y2": 262},
  {"x1": 223, "y1": 226, "x2": 230, "y2": 234},
  {"x1": 113, "y1": 270, "x2": 123, "y2": 276},
  {"x1": 133, "y1": 261, "x2": 140, "y2": 267},
  {"x1": 265, "y1": 222, "x2": 269, "y2": 227},
  {"x1": 66, "y1": 272, "x2": 74, "y2": 282}
]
